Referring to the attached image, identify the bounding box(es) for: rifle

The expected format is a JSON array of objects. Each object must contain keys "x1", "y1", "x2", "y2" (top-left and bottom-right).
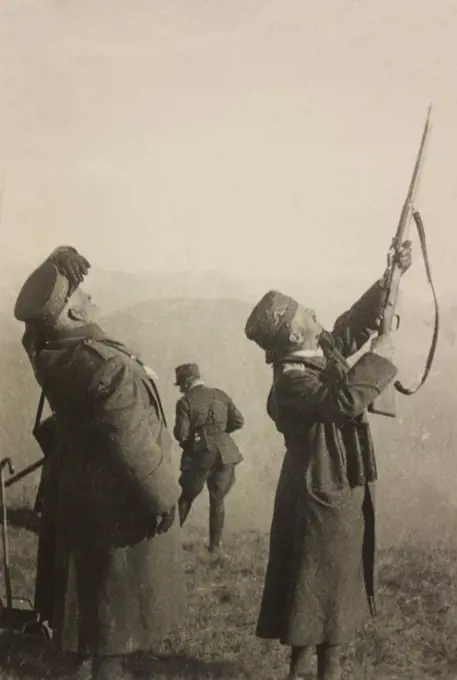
[
  {"x1": 369, "y1": 104, "x2": 439, "y2": 417},
  {"x1": 5, "y1": 393, "x2": 54, "y2": 490},
  {"x1": 5, "y1": 457, "x2": 45, "y2": 489}
]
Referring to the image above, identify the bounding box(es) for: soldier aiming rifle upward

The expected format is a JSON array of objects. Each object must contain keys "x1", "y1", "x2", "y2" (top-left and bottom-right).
[{"x1": 244, "y1": 106, "x2": 438, "y2": 680}]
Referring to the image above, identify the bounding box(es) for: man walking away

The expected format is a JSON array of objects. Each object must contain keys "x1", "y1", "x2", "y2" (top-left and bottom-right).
[{"x1": 173, "y1": 363, "x2": 244, "y2": 554}]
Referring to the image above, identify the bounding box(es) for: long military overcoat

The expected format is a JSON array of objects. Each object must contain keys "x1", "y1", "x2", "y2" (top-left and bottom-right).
[
  {"x1": 256, "y1": 282, "x2": 397, "y2": 646},
  {"x1": 28, "y1": 324, "x2": 184, "y2": 656}
]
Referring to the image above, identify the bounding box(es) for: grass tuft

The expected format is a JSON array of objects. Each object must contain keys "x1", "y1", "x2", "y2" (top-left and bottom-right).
[{"x1": 0, "y1": 513, "x2": 456, "y2": 679}]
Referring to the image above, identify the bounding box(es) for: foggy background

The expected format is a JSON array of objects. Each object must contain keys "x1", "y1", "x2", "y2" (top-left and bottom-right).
[{"x1": 0, "y1": 0, "x2": 456, "y2": 550}]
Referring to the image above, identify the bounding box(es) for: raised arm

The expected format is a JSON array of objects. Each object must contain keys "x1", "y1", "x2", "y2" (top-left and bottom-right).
[
  {"x1": 331, "y1": 242, "x2": 412, "y2": 358},
  {"x1": 276, "y1": 347, "x2": 397, "y2": 424},
  {"x1": 331, "y1": 281, "x2": 384, "y2": 358}
]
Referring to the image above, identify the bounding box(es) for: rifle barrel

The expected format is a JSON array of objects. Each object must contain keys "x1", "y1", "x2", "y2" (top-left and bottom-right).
[{"x1": 396, "y1": 105, "x2": 432, "y2": 242}]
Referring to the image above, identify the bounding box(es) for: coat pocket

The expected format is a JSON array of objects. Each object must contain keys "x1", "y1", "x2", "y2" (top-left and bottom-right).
[{"x1": 305, "y1": 424, "x2": 351, "y2": 509}]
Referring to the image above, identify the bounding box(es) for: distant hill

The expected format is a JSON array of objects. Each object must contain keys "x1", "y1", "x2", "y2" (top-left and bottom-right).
[
  {"x1": 1, "y1": 268, "x2": 456, "y2": 547},
  {"x1": 105, "y1": 296, "x2": 457, "y2": 548},
  {"x1": 3, "y1": 263, "x2": 455, "y2": 341},
  {"x1": 101, "y1": 296, "x2": 275, "y2": 442},
  {"x1": 0, "y1": 297, "x2": 280, "y2": 516}
]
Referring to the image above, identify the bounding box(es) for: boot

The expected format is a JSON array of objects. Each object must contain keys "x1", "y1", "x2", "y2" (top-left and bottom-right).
[
  {"x1": 317, "y1": 645, "x2": 342, "y2": 680},
  {"x1": 288, "y1": 645, "x2": 314, "y2": 678},
  {"x1": 208, "y1": 498, "x2": 225, "y2": 552},
  {"x1": 178, "y1": 495, "x2": 192, "y2": 526}
]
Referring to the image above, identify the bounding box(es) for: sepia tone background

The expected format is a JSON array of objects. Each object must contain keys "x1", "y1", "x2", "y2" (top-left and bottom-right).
[
  {"x1": 1, "y1": 0, "x2": 456, "y2": 545},
  {"x1": 0, "y1": 2, "x2": 456, "y2": 678}
]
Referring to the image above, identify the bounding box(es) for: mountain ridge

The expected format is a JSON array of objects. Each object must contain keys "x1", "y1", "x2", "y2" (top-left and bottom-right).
[
  {"x1": 1, "y1": 292, "x2": 456, "y2": 546},
  {"x1": 1, "y1": 265, "x2": 453, "y2": 345}
]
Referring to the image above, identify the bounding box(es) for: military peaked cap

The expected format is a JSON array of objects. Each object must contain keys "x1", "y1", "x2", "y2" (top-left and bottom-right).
[
  {"x1": 244, "y1": 289, "x2": 299, "y2": 352},
  {"x1": 174, "y1": 363, "x2": 200, "y2": 385},
  {"x1": 14, "y1": 261, "x2": 71, "y2": 322},
  {"x1": 14, "y1": 245, "x2": 91, "y2": 323}
]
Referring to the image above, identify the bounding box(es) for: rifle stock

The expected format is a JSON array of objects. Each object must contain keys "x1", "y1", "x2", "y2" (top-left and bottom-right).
[{"x1": 369, "y1": 381, "x2": 397, "y2": 418}]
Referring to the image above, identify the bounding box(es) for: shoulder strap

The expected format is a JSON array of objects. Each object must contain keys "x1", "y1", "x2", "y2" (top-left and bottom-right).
[
  {"x1": 33, "y1": 391, "x2": 46, "y2": 434},
  {"x1": 394, "y1": 211, "x2": 440, "y2": 395},
  {"x1": 146, "y1": 376, "x2": 168, "y2": 428}
]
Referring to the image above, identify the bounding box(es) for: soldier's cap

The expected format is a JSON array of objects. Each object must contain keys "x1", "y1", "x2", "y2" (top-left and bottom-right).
[
  {"x1": 175, "y1": 363, "x2": 200, "y2": 385},
  {"x1": 244, "y1": 289, "x2": 299, "y2": 352},
  {"x1": 14, "y1": 261, "x2": 71, "y2": 323}
]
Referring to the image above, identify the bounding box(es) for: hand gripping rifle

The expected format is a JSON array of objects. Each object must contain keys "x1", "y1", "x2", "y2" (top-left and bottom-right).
[{"x1": 369, "y1": 105, "x2": 439, "y2": 418}]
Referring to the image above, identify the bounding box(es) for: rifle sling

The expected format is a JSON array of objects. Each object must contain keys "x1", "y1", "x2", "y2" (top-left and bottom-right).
[{"x1": 394, "y1": 210, "x2": 440, "y2": 396}]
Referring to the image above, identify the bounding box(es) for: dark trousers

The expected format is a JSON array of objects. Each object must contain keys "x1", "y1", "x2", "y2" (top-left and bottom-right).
[{"x1": 178, "y1": 455, "x2": 236, "y2": 549}]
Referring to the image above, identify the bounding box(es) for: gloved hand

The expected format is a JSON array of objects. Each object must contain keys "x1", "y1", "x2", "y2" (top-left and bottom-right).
[
  {"x1": 394, "y1": 239, "x2": 412, "y2": 274},
  {"x1": 47, "y1": 246, "x2": 91, "y2": 290},
  {"x1": 156, "y1": 504, "x2": 176, "y2": 535},
  {"x1": 370, "y1": 333, "x2": 395, "y2": 359}
]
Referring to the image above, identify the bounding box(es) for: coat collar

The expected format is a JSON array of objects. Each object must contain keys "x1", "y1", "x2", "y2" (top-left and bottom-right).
[
  {"x1": 39, "y1": 323, "x2": 160, "y2": 382},
  {"x1": 189, "y1": 379, "x2": 206, "y2": 390},
  {"x1": 273, "y1": 349, "x2": 327, "y2": 372},
  {"x1": 43, "y1": 323, "x2": 106, "y2": 348}
]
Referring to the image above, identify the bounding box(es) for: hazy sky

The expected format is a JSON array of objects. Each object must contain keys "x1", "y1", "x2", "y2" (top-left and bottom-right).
[{"x1": 1, "y1": 0, "x2": 456, "y2": 298}]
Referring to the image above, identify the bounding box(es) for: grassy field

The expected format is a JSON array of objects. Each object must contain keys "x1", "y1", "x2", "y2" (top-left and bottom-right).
[{"x1": 0, "y1": 505, "x2": 456, "y2": 680}]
